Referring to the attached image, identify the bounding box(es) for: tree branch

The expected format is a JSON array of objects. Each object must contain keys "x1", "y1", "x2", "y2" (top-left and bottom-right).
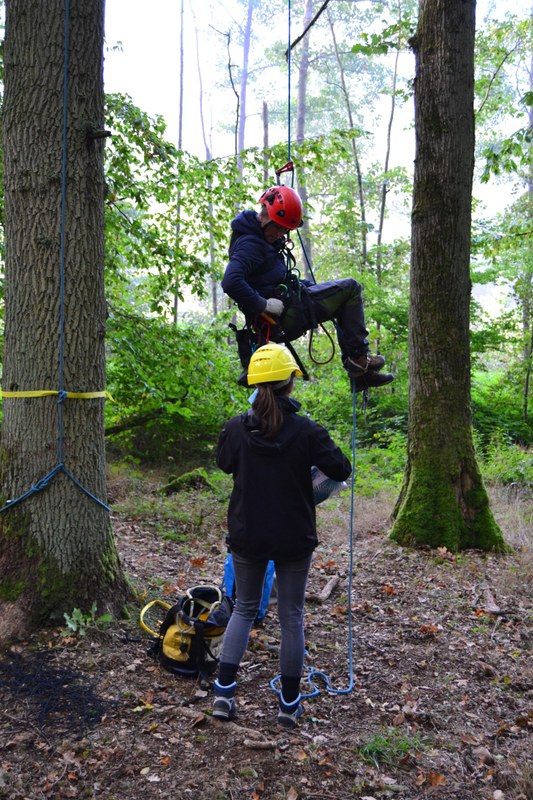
[{"x1": 285, "y1": 0, "x2": 333, "y2": 59}]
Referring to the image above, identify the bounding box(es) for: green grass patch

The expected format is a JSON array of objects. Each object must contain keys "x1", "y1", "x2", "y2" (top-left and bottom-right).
[{"x1": 356, "y1": 726, "x2": 428, "y2": 768}]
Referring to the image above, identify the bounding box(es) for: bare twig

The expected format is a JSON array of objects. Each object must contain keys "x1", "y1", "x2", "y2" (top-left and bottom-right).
[
  {"x1": 306, "y1": 575, "x2": 340, "y2": 603},
  {"x1": 243, "y1": 738, "x2": 277, "y2": 749}
]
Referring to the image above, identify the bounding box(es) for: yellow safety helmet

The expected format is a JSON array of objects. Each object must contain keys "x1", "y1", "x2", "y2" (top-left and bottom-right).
[{"x1": 247, "y1": 343, "x2": 303, "y2": 386}]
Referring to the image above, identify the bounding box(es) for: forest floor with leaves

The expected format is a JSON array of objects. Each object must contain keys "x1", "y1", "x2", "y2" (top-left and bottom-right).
[{"x1": 0, "y1": 470, "x2": 531, "y2": 800}]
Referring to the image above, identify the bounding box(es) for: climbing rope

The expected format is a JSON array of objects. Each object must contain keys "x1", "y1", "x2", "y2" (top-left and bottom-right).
[
  {"x1": 271, "y1": 382, "x2": 358, "y2": 699},
  {"x1": 0, "y1": 0, "x2": 110, "y2": 515},
  {"x1": 287, "y1": 0, "x2": 292, "y2": 164}
]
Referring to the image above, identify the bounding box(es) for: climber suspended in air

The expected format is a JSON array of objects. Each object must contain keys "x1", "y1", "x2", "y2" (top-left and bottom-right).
[{"x1": 221, "y1": 185, "x2": 394, "y2": 391}]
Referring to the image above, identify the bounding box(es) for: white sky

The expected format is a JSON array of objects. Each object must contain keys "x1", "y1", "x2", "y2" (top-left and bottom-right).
[
  {"x1": 104, "y1": 0, "x2": 279, "y2": 158},
  {"x1": 104, "y1": 0, "x2": 530, "y2": 160},
  {"x1": 104, "y1": 1, "x2": 184, "y2": 146}
]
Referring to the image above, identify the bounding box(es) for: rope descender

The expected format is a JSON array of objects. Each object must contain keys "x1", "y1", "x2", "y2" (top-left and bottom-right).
[{"x1": 275, "y1": 161, "x2": 295, "y2": 182}]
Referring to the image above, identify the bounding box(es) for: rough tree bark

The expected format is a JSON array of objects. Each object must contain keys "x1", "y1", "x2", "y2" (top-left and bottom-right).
[
  {"x1": 390, "y1": 0, "x2": 508, "y2": 552},
  {"x1": 0, "y1": 0, "x2": 132, "y2": 638}
]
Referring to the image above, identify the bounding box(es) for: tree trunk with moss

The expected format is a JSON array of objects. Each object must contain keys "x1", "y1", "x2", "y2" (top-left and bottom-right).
[
  {"x1": 390, "y1": 0, "x2": 508, "y2": 552},
  {"x1": 0, "y1": 0, "x2": 133, "y2": 639}
]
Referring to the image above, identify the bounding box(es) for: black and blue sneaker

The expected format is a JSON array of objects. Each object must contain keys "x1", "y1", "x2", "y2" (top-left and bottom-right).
[
  {"x1": 212, "y1": 680, "x2": 237, "y2": 722},
  {"x1": 277, "y1": 694, "x2": 303, "y2": 729}
]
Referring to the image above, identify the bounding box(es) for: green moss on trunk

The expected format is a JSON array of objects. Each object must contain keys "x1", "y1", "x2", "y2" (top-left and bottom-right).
[
  {"x1": 0, "y1": 578, "x2": 28, "y2": 601},
  {"x1": 0, "y1": 510, "x2": 134, "y2": 631},
  {"x1": 390, "y1": 459, "x2": 509, "y2": 553}
]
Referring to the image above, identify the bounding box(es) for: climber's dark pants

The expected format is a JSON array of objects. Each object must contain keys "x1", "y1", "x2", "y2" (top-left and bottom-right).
[
  {"x1": 235, "y1": 278, "x2": 370, "y2": 372},
  {"x1": 280, "y1": 278, "x2": 369, "y2": 360}
]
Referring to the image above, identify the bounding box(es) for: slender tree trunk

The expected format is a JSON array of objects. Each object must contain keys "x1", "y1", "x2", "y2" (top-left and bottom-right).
[
  {"x1": 191, "y1": 6, "x2": 218, "y2": 316},
  {"x1": 173, "y1": 0, "x2": 185, "y2": 324},
  {"x1": 375, "y1": 3, "x2": 402, "y2": 350},
  {"x1": 376, "y1": 50, "x2": 400, "y2": 270},
  {"x1": 237, "y1": 0, "x2": 254, "y2": 162},
  {"x1": 262, "y1": 100, "x2": 270, "y2": 185},
  {"x1": 0, "y1": 0, "x2": 132, "y2": 637},
  {"x1": 295, "y1": 0, "x2": 313, "y2": 276},
  {"x1": 522, "y1": 53, "x2": 533, "y2": 420},
  {"x1": 328, "y1": 8, "x2": 367, "y2": 268},
  {"x1": 390, "y1": 0, "x2": 507, "y2": 552}
]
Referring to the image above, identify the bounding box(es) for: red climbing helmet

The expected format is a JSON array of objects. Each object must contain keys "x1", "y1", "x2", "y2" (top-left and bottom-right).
[{"x1": 258, "y1": 185, "x2": 303, "y2": 230}]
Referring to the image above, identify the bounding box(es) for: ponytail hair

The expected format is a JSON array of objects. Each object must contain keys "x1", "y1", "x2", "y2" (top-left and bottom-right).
[{"x1": 251, "y1": 376, "x2": 294, "y2": 439}]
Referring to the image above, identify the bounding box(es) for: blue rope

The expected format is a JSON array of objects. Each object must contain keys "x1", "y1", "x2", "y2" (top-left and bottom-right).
[
  {"x1": 0, "y1": 0, "x2": 109, "y2": 516},
  {"x1": 271, "y1": 383, "x2": 358, "y2": 699},
  {"x1": 58, "y1": 0, "x2": 70, "y2": 464},
  {"x1": 287, "y1": 0, "x2": 291, "y2": 163}
]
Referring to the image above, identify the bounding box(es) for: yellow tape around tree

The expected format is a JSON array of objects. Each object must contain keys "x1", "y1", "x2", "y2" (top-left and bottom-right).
[{"x1": 1, "y1": 390, "x2": 113, "y2": 400}]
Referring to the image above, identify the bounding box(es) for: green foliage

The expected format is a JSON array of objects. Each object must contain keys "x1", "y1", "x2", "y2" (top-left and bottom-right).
[
  {"x1": 475, "y1": 13, "x2": 532, "y2": 182},
  {"x1": 480, "y1": 124, "x2": 533, "y2": 183},
  {"x1": 477, "y1": 430, "x2": 533, "y2": 488},
  {"x1": 104, "y1": 93, "x2": 262, "y2": 315},
  {"x1": 61, "y1": 602, "x2": 113, "y2": 637},
  {"x1": 351, "y1": 12, "x2": 417, "y2": 57},
  {"x1": 356, "y1": 726, "x2": 427, "y2": 768},
  {"x1": 472, "y1": 368, "x2": 533, "y2": 446},
  {"x1": 105, "y1": 310, "x2": 244, "y2": 460},
  {"x1": 353, "y1": 432, "x2": 406, "y2": 495},
  {"x1": 111, "y1": 470, "x2": 228, "y2": 544}
]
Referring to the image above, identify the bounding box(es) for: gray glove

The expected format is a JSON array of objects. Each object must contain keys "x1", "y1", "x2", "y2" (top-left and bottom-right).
[{"x1": 264, "y1": 297, "x2": 284, "y2": 317}]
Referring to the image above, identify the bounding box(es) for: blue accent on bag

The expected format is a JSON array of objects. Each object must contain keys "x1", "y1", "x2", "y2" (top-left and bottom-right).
[{"x1": 223, "y1": 555, "x2": 275, "y2": 622}]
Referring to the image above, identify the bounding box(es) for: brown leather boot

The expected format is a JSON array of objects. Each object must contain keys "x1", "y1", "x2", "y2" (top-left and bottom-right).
[
  {"x1": 349, "y1": 370, "x2": 394, "y2": 391},
  {"x1": 344, "y1": 353, "x2": 386, "y2": 374}
]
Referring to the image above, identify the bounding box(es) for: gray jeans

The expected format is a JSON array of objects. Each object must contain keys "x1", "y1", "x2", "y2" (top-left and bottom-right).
[{"x1": 220, "y1": 551, "x2": 313, "y2": 677}]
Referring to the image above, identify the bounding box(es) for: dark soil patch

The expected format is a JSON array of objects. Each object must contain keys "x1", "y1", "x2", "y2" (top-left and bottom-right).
[{"x1": 0, "y1": 484, "x2": 531, "y2": 800}]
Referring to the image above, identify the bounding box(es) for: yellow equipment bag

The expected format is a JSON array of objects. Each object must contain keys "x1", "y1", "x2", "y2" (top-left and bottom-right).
[{"x1": 140, "y1": 585, "x2": 233, "y2": 680}]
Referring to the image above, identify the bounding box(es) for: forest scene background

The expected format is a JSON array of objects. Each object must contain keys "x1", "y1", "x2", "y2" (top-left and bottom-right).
[
  {"x1": 0, "y1": 3, "x2": 531, "y2": 798},
  {"x1": 93, "y1": 0, "x2": 533, "y2": 496}
]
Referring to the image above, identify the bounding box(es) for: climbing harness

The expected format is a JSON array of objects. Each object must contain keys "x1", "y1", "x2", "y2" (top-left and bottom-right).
[{"x1": 0, "y1": 0, "x2": 110, "y2": 515}]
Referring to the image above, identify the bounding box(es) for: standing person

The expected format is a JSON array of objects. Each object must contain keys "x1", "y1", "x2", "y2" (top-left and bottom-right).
[
  {"x1": 213, "y1": 343, "x2": 352, "y2": 728},
  {"x1": 221, "y1": 185, "x2": 394, "y2": 390}
]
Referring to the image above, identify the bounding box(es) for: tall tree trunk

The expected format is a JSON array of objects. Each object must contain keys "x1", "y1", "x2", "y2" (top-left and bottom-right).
[
  {"x1": 390, "y1": 0, "x2": 507, "y2": 552},
  {"x1": 0, "y1": 0, "x2": 131, "y2": 638},
  {"x1": 262, "y1": 100, "x2": 270, "y2": 185},
  {"x1": 237, "y1": 0, "x2": 254, "y2": 162},
  {"x1": 191, "y1": 4, "x2": 219, "y2": 316},
  {"x1": 376, "y1": 48, "x2": 400, "y2": 271},
  {"x1": 295, "y1": 0, "x2": 313, "y2": 276},
  {"x1": 328, "y1": 8, "x2": 367, "y2": 268},
  {"x1": 173, "y1": 0, "x2": 185, "y2": 324},
  {"x1": 522, "y1": 52, "x2": 533, "y2": 421}
]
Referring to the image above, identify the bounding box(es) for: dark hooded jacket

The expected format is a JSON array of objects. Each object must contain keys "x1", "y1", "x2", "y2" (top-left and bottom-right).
[
  {"x1": 221, "y1": 210, "x2": 287, "y2": 315},
  {"x1": 216, "y1": 395, "x2": 351, "y2": 561}
]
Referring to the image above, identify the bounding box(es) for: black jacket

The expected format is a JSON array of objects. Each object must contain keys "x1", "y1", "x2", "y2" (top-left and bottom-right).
[
  {"x1": 216, "y1": 396, "x2": 351, "y2": 561},
  {"x1": 221, "y1": 210, "x2": 287, "y2": 315}
]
